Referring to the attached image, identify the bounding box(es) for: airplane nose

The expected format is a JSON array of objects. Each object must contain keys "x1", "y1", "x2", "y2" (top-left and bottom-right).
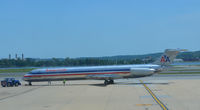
[{"x1": 23, "y1": 74, "x2": 30, "y2": 81}]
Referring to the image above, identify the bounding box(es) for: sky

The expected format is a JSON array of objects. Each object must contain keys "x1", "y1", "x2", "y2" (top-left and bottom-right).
[{"x1": 0, "y1": 0, "x2": 200, "y2": 58}]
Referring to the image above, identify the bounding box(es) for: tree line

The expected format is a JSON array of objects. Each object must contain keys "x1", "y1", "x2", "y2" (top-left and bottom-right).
[
  {"x1": 0, "y1": 58, "x2": 150, "y2": 68},
  {"x1": 0, "y1": 51, "x2": 199, "y2": 68}
]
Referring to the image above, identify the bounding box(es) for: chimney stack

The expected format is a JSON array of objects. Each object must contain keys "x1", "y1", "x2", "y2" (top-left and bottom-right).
[
  {"x1": 15, "y1": 54, "x2": 18, "y2": 60},
  {"x1": 22, "y1": 53, "x2": 24, "y2": 60},
  {"x1": 9, "y1": 54, "x2": 11, "y2": 60}
]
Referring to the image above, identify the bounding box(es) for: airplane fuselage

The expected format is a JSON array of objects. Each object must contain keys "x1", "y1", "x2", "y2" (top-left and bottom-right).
[
  {"x1": 23, "y1": 64, "x2": 161, "y2": 82},
  {"x1": 23, "y1": 49, "x2": 185, "y2": 85}
]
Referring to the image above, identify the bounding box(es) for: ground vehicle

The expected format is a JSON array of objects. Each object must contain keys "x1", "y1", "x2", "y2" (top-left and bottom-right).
[{"x1": 1, "y1": 78, "x2": 21, "y2": 87}]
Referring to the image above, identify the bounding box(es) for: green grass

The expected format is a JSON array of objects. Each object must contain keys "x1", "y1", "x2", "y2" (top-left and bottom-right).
[
  {"x1": 0, "y1": 68, "x2": 35, "y2": 73},
  {"x1": 170, "y1": 69, "x2": 200, "y2": 71},
  {"x1": 160, "y1": 72, "x2": 200, "y2": 74}
]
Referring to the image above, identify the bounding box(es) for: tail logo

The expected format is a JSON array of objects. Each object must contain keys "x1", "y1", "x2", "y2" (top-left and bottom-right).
[{"x1": 160, "y1": 55, "x2": 170, "y2": 62}]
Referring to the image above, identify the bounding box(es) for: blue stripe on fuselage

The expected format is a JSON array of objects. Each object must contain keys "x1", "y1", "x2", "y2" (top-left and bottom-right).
[{"x1": 29, "y1": 68, "x2": 131, "y2": 75}]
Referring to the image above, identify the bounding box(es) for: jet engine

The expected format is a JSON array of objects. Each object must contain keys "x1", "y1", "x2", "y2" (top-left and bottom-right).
[{"x1": 130, "y1": 68, "x2": 155, "y2": 76}]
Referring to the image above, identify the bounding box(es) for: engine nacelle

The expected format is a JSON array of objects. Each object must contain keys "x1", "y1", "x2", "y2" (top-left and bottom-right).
[{"x1": 130, "y1": 68, "x2": 155, "y2": 76}]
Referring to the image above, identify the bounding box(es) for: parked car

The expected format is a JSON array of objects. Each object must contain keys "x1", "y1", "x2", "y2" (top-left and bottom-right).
[{"x1": 1, "y1": 78, "x2": 21, "y2": 87}]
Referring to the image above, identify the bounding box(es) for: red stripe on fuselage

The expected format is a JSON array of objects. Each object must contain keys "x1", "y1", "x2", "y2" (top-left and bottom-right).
[{"x1": 24, "y1": 72, "x2": 130, "y2": 78}]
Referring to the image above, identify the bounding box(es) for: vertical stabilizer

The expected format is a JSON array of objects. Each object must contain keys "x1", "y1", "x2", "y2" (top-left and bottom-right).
[{"x1": 154, "y1": 49, "x2": 187, "y2": 66}]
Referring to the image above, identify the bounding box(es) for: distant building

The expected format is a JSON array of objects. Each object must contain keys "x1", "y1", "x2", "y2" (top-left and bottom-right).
[
  {"x1": 174, "y1": 59, "x2": 184, "y2": 62},
  {"x1": 142, "y1": 56, "x2": 153, "y2": 64}
]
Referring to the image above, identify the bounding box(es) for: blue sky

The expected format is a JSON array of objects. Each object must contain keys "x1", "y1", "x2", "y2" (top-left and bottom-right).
[{"x1": 0, "y1": 0, "x2": 199, "y2": 58}]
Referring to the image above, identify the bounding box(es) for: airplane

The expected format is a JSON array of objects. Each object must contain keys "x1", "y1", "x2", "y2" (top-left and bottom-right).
[{"x1": 23, "y1": 49, "x2": 186, "y2": 86}]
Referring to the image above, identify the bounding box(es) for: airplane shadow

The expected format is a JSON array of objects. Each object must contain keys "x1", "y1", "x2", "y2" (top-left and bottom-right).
[
  {"x1": 115, "y1": 82, "x2": 170, "y2": 85},
  {"x1": 25, "y1": 82, "x2": 170, "y2": 87}
]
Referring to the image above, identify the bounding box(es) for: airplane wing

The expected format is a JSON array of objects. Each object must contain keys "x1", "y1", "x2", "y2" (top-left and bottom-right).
[{"x1": 86, "y1": 74, "x2": 123, "y2": 80}]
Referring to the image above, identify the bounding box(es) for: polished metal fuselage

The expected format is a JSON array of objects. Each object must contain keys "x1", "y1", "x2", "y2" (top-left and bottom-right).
[{"x1": 23, "y1": 64, "x2": 161, "y2": 82}]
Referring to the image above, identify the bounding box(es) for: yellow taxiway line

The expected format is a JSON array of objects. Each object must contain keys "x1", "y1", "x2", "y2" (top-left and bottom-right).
[{"x1": 140, "y1": 80, "x2": 168, "y2": 110}]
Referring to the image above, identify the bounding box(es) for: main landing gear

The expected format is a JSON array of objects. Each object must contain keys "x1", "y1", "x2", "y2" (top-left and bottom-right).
[
  {"x1": 28, "y1": 82, "x2": 32, "y2": 86},
  {"x1": 104, "y1": 79, "x2": 114, "y2": 86}
]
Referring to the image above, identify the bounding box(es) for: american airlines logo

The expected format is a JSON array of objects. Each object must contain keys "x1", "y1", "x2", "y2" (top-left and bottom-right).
[{"x1": 160, "y1": 55, "x2": 170, "y2": 62}]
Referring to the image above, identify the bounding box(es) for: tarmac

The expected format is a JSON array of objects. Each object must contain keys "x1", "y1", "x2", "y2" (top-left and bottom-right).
[{"x1": 0, "y1": 74, "x2": 200, "y2": 110}]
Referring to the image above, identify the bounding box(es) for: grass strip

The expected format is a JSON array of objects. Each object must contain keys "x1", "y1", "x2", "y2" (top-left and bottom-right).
[
  {"x1": 170, "y1": 69, "x2": 200, "y2": 71},
  {"x1": 0, "y1": 68, "x2": 35, "y2": 73},
  {"x1": 160, "y1": 72, "x2": 200, "y2": 74}
]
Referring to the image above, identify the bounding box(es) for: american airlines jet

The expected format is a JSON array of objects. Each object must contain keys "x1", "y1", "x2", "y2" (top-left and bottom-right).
[{"x1": 23, "y1": 49, "x2": 186, "y2": 86}]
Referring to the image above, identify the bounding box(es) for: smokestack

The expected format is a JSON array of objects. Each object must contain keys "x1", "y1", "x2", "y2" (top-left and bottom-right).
[
  {"x1": 22, "y1": 53, "x2": 24, "y2": 60},
  {"x1": 9, "y1": 54, "x2": 11, "y2": 60},
  {"x1": 15, "y1": 54, "x2": 18, "y2": 60}
]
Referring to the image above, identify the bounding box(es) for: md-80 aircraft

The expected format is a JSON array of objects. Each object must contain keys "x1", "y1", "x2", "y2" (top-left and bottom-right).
[{"x1": 23, "y1": 49, "x2": 186, "y2": 86}]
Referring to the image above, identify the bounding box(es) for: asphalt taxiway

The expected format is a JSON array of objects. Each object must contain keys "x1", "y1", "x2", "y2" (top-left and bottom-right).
[{"x1": 0, "y1": 74, "x2": 200, "y2": 110}]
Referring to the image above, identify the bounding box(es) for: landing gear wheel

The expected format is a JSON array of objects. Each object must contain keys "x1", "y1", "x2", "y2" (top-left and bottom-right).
[
  {"x1": 104, "y1": 80, "x2": 109, "y2": 86},
  {"x1": 28, "y1": 82, "x2": 32, "y2": 86},
  {"x1": 109, "y1": 80, "x2": 114, "y2": 84}
]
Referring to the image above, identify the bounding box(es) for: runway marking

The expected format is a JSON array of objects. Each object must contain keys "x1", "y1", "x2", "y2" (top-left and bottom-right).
[{"x1": 140, "y1": 80, "x2": 168, "y2": 110}]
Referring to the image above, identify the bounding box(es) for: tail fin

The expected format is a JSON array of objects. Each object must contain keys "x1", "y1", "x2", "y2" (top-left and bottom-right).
[{"x1": 154, "y1": 49, "x2": 187, "y2": 66}]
